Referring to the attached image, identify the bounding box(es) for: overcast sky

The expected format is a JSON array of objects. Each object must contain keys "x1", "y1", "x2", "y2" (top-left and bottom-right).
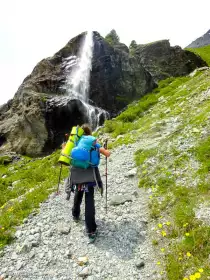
[{"x1": 0, "y1": 0, "x2": 209, "y2": 105}]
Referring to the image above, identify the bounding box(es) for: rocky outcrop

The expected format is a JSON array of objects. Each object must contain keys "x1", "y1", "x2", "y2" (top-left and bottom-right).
[
  {"x1": 186, "y1": 29, "x2": 210, "y2": 48},
  {"x1": 0, "y1": 32, "x2": 207, "y2": 156},
  {"x1": 135, "y1": 40, "x2": 206, "y2": 82}
]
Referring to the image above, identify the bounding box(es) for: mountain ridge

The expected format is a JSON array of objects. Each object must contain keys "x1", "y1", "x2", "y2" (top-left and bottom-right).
[{"x1": 186, "y1": 29, "x2": 210, "y2": 48}]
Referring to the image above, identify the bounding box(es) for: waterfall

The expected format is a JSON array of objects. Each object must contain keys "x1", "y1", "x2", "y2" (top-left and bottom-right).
[{"x1": 63, "y1": 31, "x2": 109, "y2": 128}]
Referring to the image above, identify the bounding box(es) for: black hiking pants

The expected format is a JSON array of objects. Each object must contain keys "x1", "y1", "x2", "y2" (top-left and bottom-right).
[{"x1": 72, "y1": 186, "x2": 97, "y2": 234}]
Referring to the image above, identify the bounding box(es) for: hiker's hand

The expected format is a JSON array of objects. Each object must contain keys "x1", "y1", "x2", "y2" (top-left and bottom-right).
[
  {"x1": 99, "y1": 147, "x2": 110, "y2": 157},
  {"x1": 61, "y1": 143, "x2": 66, "y2": 149}
]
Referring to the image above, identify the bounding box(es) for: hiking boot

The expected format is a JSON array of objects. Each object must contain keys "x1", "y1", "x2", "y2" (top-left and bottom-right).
[
  {"x1": 73, "y1": 216, "x2": 80, "y2": 223},
  {"x1": 88, "y1": 230, "x2": 98, "y2": 244}
]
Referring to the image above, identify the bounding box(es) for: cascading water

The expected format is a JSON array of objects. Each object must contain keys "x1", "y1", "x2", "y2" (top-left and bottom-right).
[
  {"x1": 63, "y1": 31, "x2": 109, "y2": 128},
  {"x1": 66, "y1": 31, "x2": 93, "y2": 103}
]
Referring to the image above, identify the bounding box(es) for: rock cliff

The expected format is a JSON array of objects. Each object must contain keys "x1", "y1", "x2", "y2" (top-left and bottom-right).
[{"x1": 0, "y1": 32, "x2": 207, "y2": 155}]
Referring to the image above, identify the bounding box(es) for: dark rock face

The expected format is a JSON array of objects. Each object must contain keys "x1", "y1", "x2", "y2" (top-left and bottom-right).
[
  {"x1": 44, "y1": 98, "x2": 88, "y2": 153},
  {"x1": 89, "y1": 33, "x2": 156, "y2": 114},
  {"x1": 135, "y1": 40, "x2": 206, "y2": 82},
  {"x1": 0, "y1": 32, "x2": 207, "y2": 156},
  {"x1": 44, "y1": 97, "x2": 108, "y2": 153},
  {"x1": 186, "y1": 29, "x2": 210, "y2": 48}
]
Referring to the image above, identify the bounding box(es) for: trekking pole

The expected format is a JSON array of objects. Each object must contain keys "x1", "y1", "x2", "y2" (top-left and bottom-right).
[
  {"x1": 56, "y1": 163, "x2": 63, "y2": 195},
  {"x1": 104, "y1": 139, "x2": 108, "y2": 214},
  {"x1": 57, "y1": 133, "x2": 68, "y2": 195}
]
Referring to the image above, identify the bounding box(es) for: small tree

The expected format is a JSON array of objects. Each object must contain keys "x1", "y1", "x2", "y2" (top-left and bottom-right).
[
  {"x1": 129, "y1": 40, "x2": 137, "y2": 49},
  {"x1": 105, "y1": 29, "x2": 120, "y2": 45},
  {"x1": 129, "y1": 40, "x2": 137, "y2": 56}
]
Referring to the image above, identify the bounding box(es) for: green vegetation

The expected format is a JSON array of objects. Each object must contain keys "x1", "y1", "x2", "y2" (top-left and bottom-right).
[
  {"x1": 0, "y1": 150, "x2": 69, "y2": 249},
  {"x1": 103, "y1": 68, "x2": 210, "y2": 279},
  {"x1": 194, "y1": 136, "x2": 210, "y2": 173},
  {"x1": 129, "y1": 40, "x2": 137, "y2": 56},
  {"x1": 104, "y1": 29, "x2": 120, "y2": 46},
  {"x1": 187, "y1": 45, "x2": 210, "y2": 66},
  {"x1": 1, "y1": 63, "x2": 210, "y2": 279}
]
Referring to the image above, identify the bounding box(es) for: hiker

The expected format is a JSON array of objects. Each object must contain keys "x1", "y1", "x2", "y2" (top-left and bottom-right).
[{"x1": 68, "y1": 124, "x2": 110, "y2": 242}]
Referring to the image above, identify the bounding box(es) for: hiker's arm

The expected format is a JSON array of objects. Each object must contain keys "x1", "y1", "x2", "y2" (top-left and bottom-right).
[{"x1": 99, "y1": 147, "x2": 111, "y2": 157}]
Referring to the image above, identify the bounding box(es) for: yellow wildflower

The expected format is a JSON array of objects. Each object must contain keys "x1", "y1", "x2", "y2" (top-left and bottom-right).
[
  {"x1": 157, "y1": 261, "x2": 161, "y2": 265},
  {"x1": 194, "y1": 273, "x2": 201, "y2": 279},
  {"x1": 166, "y1": 221, "x2": 171, "y2": 226},
  {"x1": 1, "y1": 227, "x2": 4, "y2": 230},
  {"x1": 185, "y1": 232, "x2": 190, "y2": 237},
  {"x1": 186, "y1": 252, "x2": 191, "y2": 257},
  {"x1": 183, "y1": 223, "x2": 189, "y2": 227},
  {"x1": 178, "y1": 257, "x2": 183, "y2": 260},
  {"x1": 183, "y1": 278, "x2": 189, "y2": 280},
  {"x1": 160, "y1": 248, "x2": 165, "y2": 252},
  {"x1": 161, "y1": 230, "x2": 167, "y2": 237},
  {"x1": 189, "y1": 275, "x2": 196, "y2": 280},
  {"x1": 158, "y1": 223, "x2": 163, "y2": 228},
  {"x1": 198, "y1": 269, "x2": 203, "y2": 273}
]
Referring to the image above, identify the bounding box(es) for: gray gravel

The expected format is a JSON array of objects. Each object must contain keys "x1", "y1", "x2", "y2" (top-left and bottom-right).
[{"x1": 0, "y1": 144, "x2": 158, "y2": 280}]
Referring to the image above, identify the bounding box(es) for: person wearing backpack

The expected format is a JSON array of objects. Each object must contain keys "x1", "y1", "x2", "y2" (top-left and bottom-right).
[{"x1": 69, "y1": 123, "x2": 110, "y2": 243}]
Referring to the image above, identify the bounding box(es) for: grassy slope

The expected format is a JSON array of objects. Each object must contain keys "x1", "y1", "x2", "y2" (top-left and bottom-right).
[
  {"x1": 0, "y1": 151, "x2": 69, "y2": 248},
  {"x1": 186, "y1": 45, "x2": 210, "y2": 66},
  {"x1": 102, "y1": 68, "x2": 210, "y2": 279},
  {"x1": 0, "y1": 68, "x2": 210, "y2": 279}
]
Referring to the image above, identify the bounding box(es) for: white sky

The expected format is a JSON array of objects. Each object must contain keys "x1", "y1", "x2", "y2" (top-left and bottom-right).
[{"x1": 0, "y1": 0, "x2": 209, "y2": 105}]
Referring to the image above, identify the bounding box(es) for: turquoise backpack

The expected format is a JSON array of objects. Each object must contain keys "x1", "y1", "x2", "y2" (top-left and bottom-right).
[{"x1": 71, "y1": 135, "x2": 100, "y2": 169}]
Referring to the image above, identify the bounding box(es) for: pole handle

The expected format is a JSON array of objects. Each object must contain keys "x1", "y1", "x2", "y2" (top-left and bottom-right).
[{"x1": 103, "y1": 139, "x2": 108, "y2": 149}]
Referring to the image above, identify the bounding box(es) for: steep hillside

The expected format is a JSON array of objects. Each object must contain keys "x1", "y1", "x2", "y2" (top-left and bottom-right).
[
  {"x1": 187, "y1": 45, "x2": 210, "y2": 66},
  {"x1": 0, "y1": 67, "x2": 209, "y2": 279},
  {"x1": 102, "y1": 67, "x2": 210, "y2": 279}
]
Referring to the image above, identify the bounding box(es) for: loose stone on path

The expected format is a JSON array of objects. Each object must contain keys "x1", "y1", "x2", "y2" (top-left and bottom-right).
[{"x1": 0, "y1": 143, "x2": 158, "y2": 280}]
